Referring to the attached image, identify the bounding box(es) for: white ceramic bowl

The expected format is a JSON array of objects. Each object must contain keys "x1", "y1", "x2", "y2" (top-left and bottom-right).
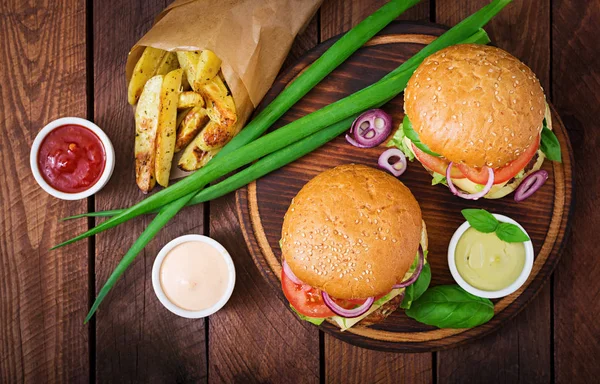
[
  {"x1": 152, "y1": 234, "x2": 236, "y2": 319},
  {"x1": 448, "y1": 214, "x2": 534, "y2": 299},
  {"x1": 30, "y1": 117, "x2": 115, "y2": 200}
]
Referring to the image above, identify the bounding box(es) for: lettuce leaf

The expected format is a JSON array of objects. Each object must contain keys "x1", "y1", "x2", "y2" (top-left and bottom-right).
[
  {"x1": 290, "y1": 305, "x2": 325, "y2": 326},
  {"x1": 388, "y1": 123, "x2": 415, "y2": 161},
  {"x1": 431, "y1": 172, "x2": 446, "y2": 185}
]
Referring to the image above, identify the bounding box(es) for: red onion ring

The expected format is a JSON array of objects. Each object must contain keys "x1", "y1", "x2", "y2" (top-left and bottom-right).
[
  {"x1": 514, "y1": 170, "x2": 549, "y2": 202},
  {"x1": 378, "y1": 148, "x2": 407, "y2": 177},
  {"x1": 282, "y1": 260, "x2": 304, "y2": 285},
  {"x1": 322, "y1": 292, "x2": 375, "y2": 318},
  {"x1": 392, "y1": 245, "x2": 424, "y2": 288},
  {"x1": 446, "y1": 162, "x2": 494, "y2": 200},
  {"x1": 345, "y1": 109, "x2": 392, "y2": 148}
]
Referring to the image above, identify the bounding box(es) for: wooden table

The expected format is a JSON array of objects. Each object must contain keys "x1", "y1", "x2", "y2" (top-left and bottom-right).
[{"x1": 1, "y1": 0, "x2": 598, "y2": 382}]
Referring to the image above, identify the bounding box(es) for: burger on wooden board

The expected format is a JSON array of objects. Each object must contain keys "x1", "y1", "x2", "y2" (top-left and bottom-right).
[
  {"x1": 280, "y1": 164, "x2": 428, "y2": 329},
  {"x1": 390, "y1": 44, "x2": 561, "y2": 200}
]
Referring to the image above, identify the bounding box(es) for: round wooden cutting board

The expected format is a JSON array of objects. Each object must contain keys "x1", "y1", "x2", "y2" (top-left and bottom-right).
[{"x1": 235, "y1": 22, "x2": 573, "y2": 352}]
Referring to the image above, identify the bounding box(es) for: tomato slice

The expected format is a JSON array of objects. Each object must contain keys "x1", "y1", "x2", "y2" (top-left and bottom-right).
[
  {"x1": 412, "y1": 144, "x2": 465, "y2": 179},
  {"x1": 456, "y1": 137, "x2": 540, "y2": 185},
  {"x1": 281, "y1": 268, "x2": 383, "y2": 317},
  {"x1": 282, "y1": 266, "x2": 335, "y2": 318}
]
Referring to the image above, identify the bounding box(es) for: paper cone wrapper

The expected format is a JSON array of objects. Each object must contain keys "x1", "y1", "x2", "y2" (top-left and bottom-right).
[{"x1": 126, "y1": 0, "x2": 322, "y2": 134}]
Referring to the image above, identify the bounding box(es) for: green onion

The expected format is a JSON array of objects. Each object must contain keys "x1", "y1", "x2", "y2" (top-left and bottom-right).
[
  {"x1": 62, "y1": 29, "x2": 491, "y2": 222},
  {"x1": 53, "y1": 0, "x2": 422, "y2": 249},
  {"x1": 84, "y1": 193, "x2": 194, "y2": 323},
  {"x1": 81, "y1": 0, "x2": 504, "y2": 318},
  {"x1": 81, "y1": 0, "x2": 424, "y2": 320}
]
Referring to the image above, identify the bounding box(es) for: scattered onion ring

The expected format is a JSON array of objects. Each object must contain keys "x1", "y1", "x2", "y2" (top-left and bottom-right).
[
  {"x1": 322, "y1": 292, "x2": 375, "y2": 318},
  {"x1": 282, "y1": 260, "x2": 304, "y2": 285},
  {"x1": 378, "y1": 148, "x2": 407, "y2": 177},
  {"x1": 393, "y1": 245, "x2": 424, "y2": 288},
  {"x1": 446, "y1": 162, "x2": 494, "y2": 200},
  {"x1": 514, "y1": 170, "x2": 549, "y2": 202},
  {"x1": 345, "y1": 109, "x2": 392, "y2": 148}
]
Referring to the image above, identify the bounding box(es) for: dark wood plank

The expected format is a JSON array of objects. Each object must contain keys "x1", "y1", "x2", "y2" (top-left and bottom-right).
[
  {"x1": 435, "y1": 1, "x2": 552, "y2": 382},
  {"x1": 320, "y1": 0, "x2": 431, "y2": 40},
  {"x1": 552, "y1": 1, "x2": 600, "y2": 382},
  {"x1": 0, "y1": 0, "x2": 89, "y2": 381},
  {"x1": 93, "y1": 0, "x2": 207, "y2": 381},
  {"x1": 206, "y1": 12, "x2": 321, "y2": 383},
  {"x1": 325, "y1": 338, "x2": 432, "y2": 383}
]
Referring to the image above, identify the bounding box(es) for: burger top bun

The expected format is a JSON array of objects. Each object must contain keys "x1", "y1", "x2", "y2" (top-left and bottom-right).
[
  {"x1": 281, "y1": 164, "x2": 423, "y2": 299},
  {"x1": 404, "y1": 44, "x2": 546, "y2": 168}
]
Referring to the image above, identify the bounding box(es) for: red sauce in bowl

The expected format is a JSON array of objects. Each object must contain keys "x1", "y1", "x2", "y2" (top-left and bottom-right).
[{"x1": 37, "y1": 125, "x2": 106, "y2": 193}]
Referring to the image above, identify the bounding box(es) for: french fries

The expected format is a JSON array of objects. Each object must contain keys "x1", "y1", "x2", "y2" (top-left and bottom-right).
[
  {"x1": 201, "y1": 76, "x2": 237, "y2": 129},
  {"x1": 127, "y1": 47, "x2": 240, "y2": 192},
  {"x1": 128, "y1": 47, "x2": 169, "y2": 105},
  {"x1": 178, "y1": 91, "x2": 204, "y2": 109},
  {"x1": 134, "y1": 75, "x2": 163, "y2": 193},
  {"x1": 155, "y1": 68, "x2": 183, "y2": 187},
  {"x1": 195, "y1": 50, "x2": 222, "y2": 87},
  {"x1": 155, "y1": 52, "x2": 179, "y2": 76},
  {"x1": 178, "y1": 128, "x2": 222, "y2": 171},
  {"x1": 175, "y1": 106, "x2": 210, "y2": 153}
]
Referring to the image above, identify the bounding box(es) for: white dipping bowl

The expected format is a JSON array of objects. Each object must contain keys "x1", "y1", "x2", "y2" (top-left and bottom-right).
[
  {"x1": 30, "y1": 117, "x2": 115, "y2": 200},
  {"x1": 152, "y1": 234, "x2": 236, "y2": 319},
  {"x1": 448, "y1": 214, "x2": 534, "y2": 299}
]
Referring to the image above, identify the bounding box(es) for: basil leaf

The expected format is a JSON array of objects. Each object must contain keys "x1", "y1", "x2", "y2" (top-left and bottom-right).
[
  {"x1": 387, "y1": 125, "x2": 415, "y2": 161},
  {"x1": 401, "y1": 263, "x2": 431, "y2": 309},
  {"x1": 402, "y1": 115, "x2": 441, "y2": 157},
  {"x1": 540, "y1": 120, "x2": 561, "y2": 162},
  {"x1": 405, "y1": 285, "x2": 494, "y2": 329},
  {"x1": 461, "y1": 209, "x2": 498, "y2": 233},
  {"x1": 495, "y1": 222, "x2": 530, "y2": 243}
]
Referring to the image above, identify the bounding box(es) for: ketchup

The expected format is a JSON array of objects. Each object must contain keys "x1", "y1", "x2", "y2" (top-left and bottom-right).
[{"x1": 37, "y1": 125, "x2": 106, "y2": 193}]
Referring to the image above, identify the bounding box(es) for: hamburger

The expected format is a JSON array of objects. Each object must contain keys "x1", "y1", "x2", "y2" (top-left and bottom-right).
[
  {"x1": 280, "y1": 164, "x2": 428, "y2": 330},
  {"x1": 391, "y1": 44, "x2": 559, "y2": 199}
]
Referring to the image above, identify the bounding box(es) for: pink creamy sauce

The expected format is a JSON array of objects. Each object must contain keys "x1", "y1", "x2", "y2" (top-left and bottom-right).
[{"x1": 160, "y1": 241, "x2": 229, "y2": 311}]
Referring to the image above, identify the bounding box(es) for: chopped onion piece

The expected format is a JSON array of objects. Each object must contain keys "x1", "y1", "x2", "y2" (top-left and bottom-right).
[
  {"x1": 346, "y1": 109, "x2": 393, "y2": 148},
  {"x1": 378, "y1": 148, "x2": 407, "y2": 177},
  {"x1": 514, "y1": 170, "x2": 548, "y2": 202},
  {"x1": 322, "y1": 292, "x2": 375, "y2": 318},
  {"x1": 282, "y1": 260, "x2": 304, "y2": 285},
  {"x1": 446, "y1": 162, "x2": 494, "y2": 200}
]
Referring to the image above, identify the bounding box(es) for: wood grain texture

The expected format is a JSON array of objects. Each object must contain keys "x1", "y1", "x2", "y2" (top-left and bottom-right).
[
  {"x1": 320, "y1": 0, "x2": 431, "y2": 41},
  {"x1": 207, "y1": 14, "x2": 321, "y2": 383},
  {"x1": 93, "y1": 0, "x2": 206, "y2": 381},
  {"x1": 435, "y1": 0, "x2": 553, "y2": 382},
  {"x1": 0, "y1": 0, "x2": 89, "y2": 382},
  {"x1": 236, "y1": 22, "x2": 572, "y2": 352},
  {"x1": 552, "y1": 0, "x2": 600, "y2": 382}
]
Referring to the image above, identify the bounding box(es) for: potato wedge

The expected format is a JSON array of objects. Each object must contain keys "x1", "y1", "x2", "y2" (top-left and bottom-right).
[
  {"x1": 128, "y1": 47, "x2": 168, "y2": 105},
  {"x1": 200, "y1": 76, "x2": 237, "y2": 130},
  {"x1": 155, "y1": 68, "x2": 183, "y2": 187},
  {"x1": 134, "y1": 75, "x2": 163, "y2": 193},
  {"x1": 177, "y1": 119, "x2": 243, "y2": 171},
  {"x1": 194, "y1": 50, "x2": 222, "y2": 88},
  {"x1": 155, "y1": 52, "x2": 179, "y2": 76},
  {"x1": 178, "y1": 127, "x2": 222, "y2": 171},
  {"x1": 176, "y1": 108, "x2": 192, "y2": 129},
  {"x1": 178, "y1": 91, "x2": 204, "y2": 109},
  {"x1": 175, "y1": 106, "x2": 210, "y2": 153},
  {"x1": 176, "y1": 51, "x2": 200, "y2": 91}
]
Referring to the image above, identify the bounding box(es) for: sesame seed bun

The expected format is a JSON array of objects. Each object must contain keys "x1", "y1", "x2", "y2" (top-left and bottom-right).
[
  {"x1": 404, "y1": 44, "x2": 546, "y2": 168},
  {"x1": 281, "y1": 164, "x2": 423, "y2": 299}
]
